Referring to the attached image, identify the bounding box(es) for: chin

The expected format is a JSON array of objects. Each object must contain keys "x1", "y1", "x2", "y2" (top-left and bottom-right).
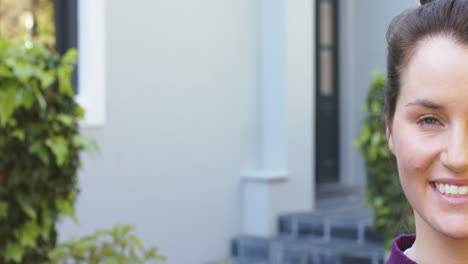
[
  {"x1": 442, "y1": 230, "x2": 468, "y2": 240},
  {"x1": 435, "y1": 215, "x2": 468, "y2": 240}
]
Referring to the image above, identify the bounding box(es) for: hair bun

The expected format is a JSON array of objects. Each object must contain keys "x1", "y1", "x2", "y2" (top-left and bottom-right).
[{"x1": 420, "y1": 0, "x2": 434, "y2": 5}]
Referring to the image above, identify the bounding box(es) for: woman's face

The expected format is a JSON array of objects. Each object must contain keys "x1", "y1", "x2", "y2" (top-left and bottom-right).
[{"x1": 387, "y1": 36, "x2": 468, "y2": 239}]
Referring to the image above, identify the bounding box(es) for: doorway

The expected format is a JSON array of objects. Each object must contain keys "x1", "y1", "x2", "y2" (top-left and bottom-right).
[{"x1": 315, "y1": 0, "x2": 339, "y2": 184}]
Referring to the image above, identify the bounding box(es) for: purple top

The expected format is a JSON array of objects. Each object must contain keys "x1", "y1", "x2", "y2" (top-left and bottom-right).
[{"x1": 386, "y1": 234, "x2": 417, "y2": 264}]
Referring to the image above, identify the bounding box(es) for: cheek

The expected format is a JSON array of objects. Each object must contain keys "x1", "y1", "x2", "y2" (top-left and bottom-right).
[
  {"x1": 392, "y1": 131, "x2": 440, "y2": 208},
  {"x1": 393, "y1": 129, "x2": 441, "y2": 180}
]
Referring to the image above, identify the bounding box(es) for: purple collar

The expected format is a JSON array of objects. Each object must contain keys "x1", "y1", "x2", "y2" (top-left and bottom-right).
[{"x1": 386, "y1": 234, "x2": 417, "y2": 264}]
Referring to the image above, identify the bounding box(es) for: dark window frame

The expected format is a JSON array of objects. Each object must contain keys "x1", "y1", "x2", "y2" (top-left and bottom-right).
[
  {"x1": 55, "y1": 0, "x2": 78, "y2": 91},
  {"x1": 54, "y1": 0, "x2": 78, "y2": 54}
]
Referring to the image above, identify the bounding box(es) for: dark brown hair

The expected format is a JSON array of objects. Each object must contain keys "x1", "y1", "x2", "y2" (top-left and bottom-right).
[{"x1": 385, "y1": 0, "x2": 468, "y2": 120}]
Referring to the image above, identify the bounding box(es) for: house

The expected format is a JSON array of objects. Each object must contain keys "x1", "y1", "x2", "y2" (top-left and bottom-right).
[{"x1": 55, "y1": 0, "x2": 418, "y2": 263}]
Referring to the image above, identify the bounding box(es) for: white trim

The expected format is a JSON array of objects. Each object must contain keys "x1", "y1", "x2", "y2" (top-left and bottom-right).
[
  {"x1": 242, "y1": 170, "x2": 289, "y2": 182},
  {"x1": 76, "y1": 0, "x2": 106, "y2": 127}
]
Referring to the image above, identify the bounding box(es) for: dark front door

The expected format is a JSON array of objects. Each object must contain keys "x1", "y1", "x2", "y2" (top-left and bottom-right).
[{"x1": 315, "y1": 0, "x2": 339, "y2": 184}]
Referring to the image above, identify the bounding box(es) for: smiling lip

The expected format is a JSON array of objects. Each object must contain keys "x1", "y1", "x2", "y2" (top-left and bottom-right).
[
  {"x1": 431, "y1": 179, "x2": 468, "y2": 205},
  {"x1": 432, "y1": 178, "x2": 468, "y2": 186}
]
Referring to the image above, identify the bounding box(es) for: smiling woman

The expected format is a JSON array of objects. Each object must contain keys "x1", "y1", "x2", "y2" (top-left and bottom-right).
[{"x1": 384, "y1": 0, "x2": 468, "y2": 263}]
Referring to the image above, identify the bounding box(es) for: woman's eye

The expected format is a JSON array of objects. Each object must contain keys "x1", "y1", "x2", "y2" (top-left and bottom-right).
[{"x1": 417, "y1": 116, "x2": 441, "y2": 127}]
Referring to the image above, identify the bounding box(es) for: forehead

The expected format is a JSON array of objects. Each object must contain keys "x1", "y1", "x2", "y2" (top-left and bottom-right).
[{"x1": 399, "y1": 36, "x2": 468, "y2": 105}]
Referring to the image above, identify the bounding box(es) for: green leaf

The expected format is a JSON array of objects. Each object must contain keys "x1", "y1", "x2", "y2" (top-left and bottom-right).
[
  {"x1": 0, "y1": 201, "x2": 9, "y2": 220},
  {"x1": 20, "y1": 88, "x2": 35, "y2": 109},
  {"x1": 57, "y1": 66, "x2": 73, "y2": 96},
  {"x1": 29, "y1": 142, "x2": 50, "y2": 165},
  {"x1": 40, "y1": 69, "x2": 56, "y2": 88},
  {"x1": 156, "y1": 253, "x2": 167, "y2": 261},
  {"x1": 377, "y1": 206, "x2": 391, "y2": 216},
  {"x1": 362, "y1": 123, "x2": 371, "y2": 143},
  {"x1": 12, "y1": 63, "x2": 40, "y2": 82},
  {"x1": 16, "y1": 195, "x2": 37, "y2": 220},
  {"x1": 46, "y1": 136, "x2": 69, "y2": 166},
  {"x1": 11, "y1": 129, "x2": 25, "y2": 141},
  {"x1": 56, "y1": 114, "x2": 74, "y2": 126},
  {"x1": 7, "y1": 118, "x2": 17, "y2": 127},
  {"x1": 62, "y1": 48, "x2": 78, "y2": 65},
  {"x1": 75, "y1": 105, "x2": 86, "y2": 118},
  {"x1": 0, "y1": 65, "x2": 15, "y2": 78},
  {"x1": 20, "y1": 221, "x2": 41, "y2": 247},
  {"x1": 0, "y1": 84, "x2": 18, "y2": 125},
  {"x1": 4, "y1": 242, "x2": 24, "y2": 263},
  {"x1": 373, "y1": 197, "x2": 384, "y2": 208},
  {"x1": 73, "y1": 136, "x2": 99, "y2": 154},
  {"x1": 48, "y1": 246, "x2": 70, "y2": 262},
  {"x1": 371, "y1": 101, "x2": 381, "y2": 114},
  {"x1": 131, "y1": 235, "x2": 145, "y2": 251},
  {"x1": 368, "y1": 133, "x2": 381, "y2": 161},
  {"x1": 32, "y1": 85, "x2": 47, "y2": 110},
  {"x1": 55, "y1": 199, "x2": 77, "y2": 221}
]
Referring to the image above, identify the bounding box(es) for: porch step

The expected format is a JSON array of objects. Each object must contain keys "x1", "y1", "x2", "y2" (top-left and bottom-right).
[
  {"x1": 231, "y1": 234, "x2": 385, "y2": 264},
  {"x1": 213, "y1": 186, "x2": 386, "y2": 264}
]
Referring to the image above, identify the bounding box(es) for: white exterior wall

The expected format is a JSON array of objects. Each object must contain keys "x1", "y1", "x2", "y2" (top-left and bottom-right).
[
  {"x1": 283, "y1": 0, "x2": 315, "y2": 222},
  {"x1": 59, "y1": 0, "x2": 315, "y2": 263}
]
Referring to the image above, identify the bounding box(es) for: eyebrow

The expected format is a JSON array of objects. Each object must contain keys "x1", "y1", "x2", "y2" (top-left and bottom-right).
[{"x1": 405, "y1": 99, "x2": 445, "y2": 110}]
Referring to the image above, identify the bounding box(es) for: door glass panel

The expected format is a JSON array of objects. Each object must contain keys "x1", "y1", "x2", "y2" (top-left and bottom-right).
[
  {"x1": 320, "y1": 0, "x2": 334, "y2": 46},
  {"x1": 320, "y1": 49, "x2": 334, "y2": 96}
]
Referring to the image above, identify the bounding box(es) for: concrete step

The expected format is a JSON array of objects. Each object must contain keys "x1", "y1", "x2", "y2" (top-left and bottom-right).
[
  {"x1": 231, "y1": 235, "x2": 386, "y2": 264},
  {"x1": 231, "y1": 236, "x2": 270, "y2": 262},
  {"x1": 277, "y1": 211, "x2": 382, "y2": 244},
  {"x1": 207, "y1": 259, "x2": 268, "y2": 264},
  {"x1": 220, "y1": 186, "x2": 386, "y2": 264},
  {"x1": 278, "y1": 213, "x2": 324, "y2": 237}
]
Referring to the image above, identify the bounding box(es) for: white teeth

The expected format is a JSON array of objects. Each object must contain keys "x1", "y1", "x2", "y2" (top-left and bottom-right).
[
  {"x1": 461, "y1": 186, "x2": 468, "y2": 195},
  {"x1": 435, "y1": 183, "x2": 468, "y2": 196}
]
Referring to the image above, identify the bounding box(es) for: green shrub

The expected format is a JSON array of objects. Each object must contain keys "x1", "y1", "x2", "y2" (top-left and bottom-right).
[
  {"x1": 48, "y1": 223, "x2": 166, "y2": 264},
  {"x1": 0, "y1": 38, "x2": 95, "y2": 263},
  {"x1": 354, "y1": 71, "x2": 415, "y2": 248}
]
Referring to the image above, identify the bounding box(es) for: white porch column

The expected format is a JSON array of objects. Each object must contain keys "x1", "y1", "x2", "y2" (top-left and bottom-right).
[
  {"x1": 242, "y1": 0, "x2": 315, "y2": 237},
  {"x1": 241, "y1": 0, "x2": 288, "y2": 237}
]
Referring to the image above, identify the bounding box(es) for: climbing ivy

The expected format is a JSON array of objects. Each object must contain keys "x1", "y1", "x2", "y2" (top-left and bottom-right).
[
  {"x1": 354, "y1": 71, "x2": 415, "y2": 248},
  {"x1": 0, "y1": 38, "x2": 96, "y2": 263}
]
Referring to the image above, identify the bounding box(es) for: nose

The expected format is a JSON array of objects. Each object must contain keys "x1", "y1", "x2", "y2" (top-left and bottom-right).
[{"x1": 441, "y1": 124, "x2": 468, "y2": 173}]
